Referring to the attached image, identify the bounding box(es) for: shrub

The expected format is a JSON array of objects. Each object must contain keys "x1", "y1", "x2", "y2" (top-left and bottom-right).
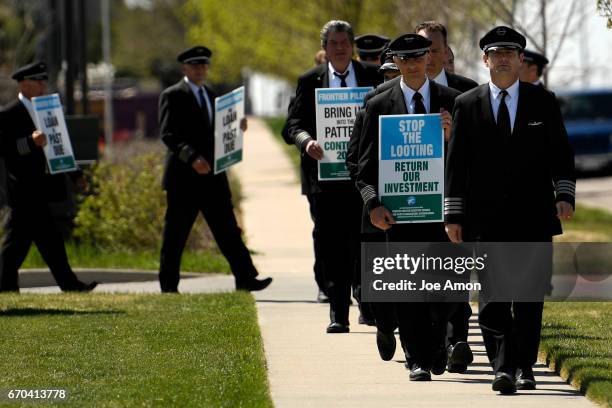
[{"x1": 74, "y1": 141, "x2": 216, "y2": 252}]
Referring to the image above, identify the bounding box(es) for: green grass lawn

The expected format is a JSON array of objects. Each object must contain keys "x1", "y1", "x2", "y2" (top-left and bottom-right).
[
  {"x1": 21, "y1": 242, "x2": 231, "y2": 274},
  {"x1": 557, "y1": 203, "x2": 612, "y2": 242},
  {"x1": 0, "y1": 292, "x2": 272, "y2": 407},
  {"x1": 263, "y1": 117, "x2": 301, "y2": 171},
  {"x1": 542, "y1": 303, "x2": 612, "y2": 407},
  {"x1": 544, "y1": 204, "x2": 612, "y2": 406}
]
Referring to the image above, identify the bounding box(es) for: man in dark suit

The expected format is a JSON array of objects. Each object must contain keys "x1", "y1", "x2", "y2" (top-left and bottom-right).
[
  {"x1": 520, "y1": 49, "x2": 549, "y2": 88},
  {"x1": 345, "y1": 46, "x2": 399, "y2": 358},
  {"x1": 0, "y1": 62, "x2": 97, "y2": 292},
  {"x1": 158, "y1": 46, "x2": 272, "y2": 293},
  {"x1": 347, "y1": 29, "x2": 475, "y2": 368},
  {"x1": 415, "y1": 20, "x2": 478, "y2": 374},
  {"x1": 282, "y1": 51, "x2": 329, "y2": 304},
  {"x1": 445, "y1": 26, "x2": 575, "y2": 394},
  {"x1": 356, "y1": 34, "x2": 459, "y2": 380},
  {"x1": 445, "y1": 46, "x2": 455, "y2": 74},
  {"x1": 285, "y1": 20, "x2": 381, "y2": 333},
  {"x1": 415, "y1": 21, "x2": 478, "y2": 93},
  {"x1": 355, "y1": 34, "x2": 390, "y2": 64}
]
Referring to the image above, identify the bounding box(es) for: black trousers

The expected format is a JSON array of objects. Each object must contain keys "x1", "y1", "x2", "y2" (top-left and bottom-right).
[
  {"x1": 159, "y1": 176, "x2": 258, "y2": 292},
  {"x1": 387, "y1": 225, "x2": 456, "y2": 368},
  {"x1": 396, "y1": 301, "x2": 458, "y2": 368},
  {"x1": 466, "y1": 230, "x2": 553, "y2": 375},
  {"x1": 476, "y1": 236, "x2": 551, "y2": 375},
  {"x1": 479, "y1": 301, "x2": 544, "y2": 375},
  {"x1": 306, "y1": 193, "x2": 327, "y2": 294},
  {"x1": 447, "y1": 302, "x2": 473, "y2": 346},
  {"x1": 361, "y1": 231, "x2": 396, "y2": 332},
  {"x1": 310, "y1": 189, "x2": 361, "y2": 325},
  {"x1": 0, "y1": 204, "x2": 81, "y2": 292},
  {"x1": 353, "y1": 233, "x2": 376, "y2": 322}
]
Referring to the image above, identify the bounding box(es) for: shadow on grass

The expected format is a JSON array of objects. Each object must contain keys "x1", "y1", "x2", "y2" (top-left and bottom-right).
[
  {"x1": 255, "y1": 299, "x2": 319, "y2": 304},
  {"x1": 548, "y1": 358, "x2": 612, "y2": 394},
  {"x1": 541, "y1": 318, "x2": 612, "y2": 404},
  {"x1": 0, "y1": 308, "x2": 125, "y2": 317}
]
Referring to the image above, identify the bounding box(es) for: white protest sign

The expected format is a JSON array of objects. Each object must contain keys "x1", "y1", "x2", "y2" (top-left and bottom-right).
[
  {"x1": 378, "y1": 114, "x2": 444, "y2": 223},
  {"x1": 214, "y1": 86, "x2": 245, "y2": 174},
  {"x1": 31, "y1": 93, "x2": 77, "y2": 174},
  {"x1": 315, "y1": 87, "x2": 372, "y2": 180}
]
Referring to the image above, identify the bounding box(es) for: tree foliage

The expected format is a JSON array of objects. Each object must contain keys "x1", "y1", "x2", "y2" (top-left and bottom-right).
[
  {"x1": 182, "y1": 0, "x2": 403, "y2": 83},
  {"x1": 0, "y1": 1, "x2": 43, "y2": 103},
  {"x1": 112, "y1": 0, "x2": 190, "y2": 78},
  {"x1": 182, "y1": 0, "x2": 497, "y2": 83},
  {"x1": 598, "y1": 0, "x2": 612, "y2": 28}
]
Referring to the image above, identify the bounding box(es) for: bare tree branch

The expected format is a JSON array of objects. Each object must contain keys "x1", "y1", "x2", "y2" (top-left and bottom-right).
[
  {"x1": 481, "y1": 0, "x2": 544, "y2": 51},
  {"x1": 547, "y1": 0, "x2": 578, "y2": 69}
]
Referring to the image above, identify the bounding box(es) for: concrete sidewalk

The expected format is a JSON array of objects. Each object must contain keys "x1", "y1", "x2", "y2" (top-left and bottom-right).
[{"x1": 234, "y1": 118, "x2": 596, "y2": 407}]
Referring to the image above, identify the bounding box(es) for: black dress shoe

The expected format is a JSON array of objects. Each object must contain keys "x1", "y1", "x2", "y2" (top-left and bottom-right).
[
  {"x1": 492, "y1": 372, "x2": 517, "y2": 394},
  {"x1": 516, "y1": 367, "x2": 536, "y2": 390},
  {"x1": 161, "y1": 289, "x2": 179, "y2": 293},
  {"x1": 431, "y1": 346, "x2": 448, "y2": 375},
  {"x1": 316, "y1": 290, "x2": 329, "y2": 303},
  {"x1": 447, "y1": 341, "x2": 473, "y2": 373},
  {"x1": 358, "y1": 314, "x2": 376, "y2": 326},
  {"x1": 236, "y1": 277, "x2": 273, "y2": 292},
  {"x1": 376, "y1": 330, "x2": 396, "y2": 361},
  {"x1": 65, "y1": 281, "x2": 98, "y2": 292},
  {"x1": 407, "y1": 364, "x2": 432, "y2": 381},
  {"x1": 326, "y1": 322, "x2": 349, "y2": 333}
]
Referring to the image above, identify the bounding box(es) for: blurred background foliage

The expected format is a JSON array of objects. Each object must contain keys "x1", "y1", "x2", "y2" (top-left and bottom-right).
[
  {"x1": 109, "y1": 0, "x2": 497, "y2": 84},
  {"x1": 73, "y1": 141, "x2": 225, "y2": 253}
]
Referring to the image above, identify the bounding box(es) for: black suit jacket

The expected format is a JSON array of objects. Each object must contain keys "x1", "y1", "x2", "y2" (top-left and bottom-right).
[
  {"x1": 285, "y1": 60, "x2": 382, "y2": 194},
  {"x1": 346, "y1": 70, "x2": 477, "y2": 182},
  {"x1": 355, "y1": 79, "x2": 460, "y2": 233},
  {"x1": 446, "y1": 71, "x2": 478, "y2": 93},
  {"x1": 159, "y1": 79, "x2": 229, "y2": 194},
  {"x1": 445, "y1": 82, "x2": 575, "y2": 240},
  {"x1": 0, "y1": 100, "x2": 67, "y2": 206}
]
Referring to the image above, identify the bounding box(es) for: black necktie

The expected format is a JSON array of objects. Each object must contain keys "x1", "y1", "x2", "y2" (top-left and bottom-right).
[
  {"x1": 334, "y1": 71, "x2": 349, "y2": 87},
  {"x1": 497, "y1": 90, "x2": 511, "y2": 140},
  {"x1": 413, "y1": 92, "x2": 426, "y2": 114},
  {"x1": 198, "y1": 88, "x2": 211, "y2": 123}
]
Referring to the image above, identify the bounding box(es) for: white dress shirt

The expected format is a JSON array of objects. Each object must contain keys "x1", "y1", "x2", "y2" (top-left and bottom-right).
[
  {"x1": 184, "y1": 76, "x2": 213, "y2": 123},
  {"x1": 489, "y1": 79, "x2": 519, "y2": 133},
  {"x1": 327, "y1": 62, "x2": 357, "y2": 88},
  {"x1": 400, "y1": 77, "x2": 431, "y2": 114},
  {"x1": 431, "y1": 69, "x2": 448, "y2": 87}
]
